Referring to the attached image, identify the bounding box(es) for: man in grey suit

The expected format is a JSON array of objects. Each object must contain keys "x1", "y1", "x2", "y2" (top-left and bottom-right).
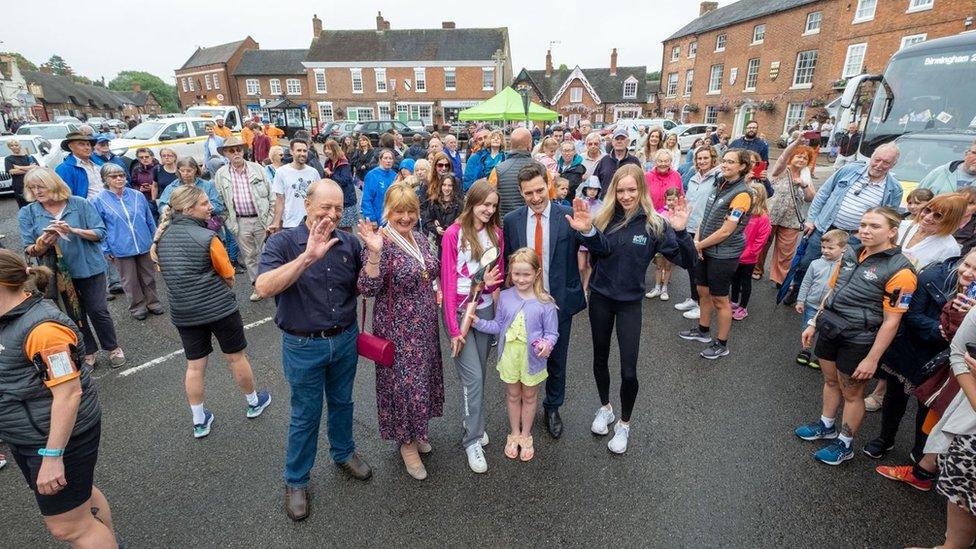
[{"x1": 503, "y1": 163, "x2": 587, "y2": 438}]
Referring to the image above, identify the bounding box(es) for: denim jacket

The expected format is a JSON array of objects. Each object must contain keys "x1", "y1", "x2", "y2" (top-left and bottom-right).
[
  {"x1": 806, "y1": 163, "x2": 903, "y2": 232},
  {"x1": 18, "y1": 196, "x2": 107, "y2": 278}
]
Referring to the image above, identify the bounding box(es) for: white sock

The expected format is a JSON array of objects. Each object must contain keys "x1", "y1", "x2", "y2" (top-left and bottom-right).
[
  {"x1": 838, "y1": 434, "x2": 853, "y2": 448},
  {"x1": 191, "y1": 404, "x2": 206, "y2": 424},
  {"x1": 245, "y1": 391, "x2": 258, "y2": 406},
  {"x1": 661, "y1": 284, "x2": 668, "y2": 292},
  {"x1": 820, "y1": 415, "x2": 834, "y2": 428}
]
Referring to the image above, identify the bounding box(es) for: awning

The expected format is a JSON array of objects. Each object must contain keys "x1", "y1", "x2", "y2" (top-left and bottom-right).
[{"x1": 457, "y1": 87, "x2": 558, "y2": 122}]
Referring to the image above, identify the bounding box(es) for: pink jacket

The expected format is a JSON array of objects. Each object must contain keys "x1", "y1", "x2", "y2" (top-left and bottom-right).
[
  {"x1": 440, "y1": 222, "x2": 505, "y2": 337},
  {"x1": 740, "y1": 213, "x2": 772, "y2": 264},
  {"x1": 644, "y1": 168, "x2": 684, "y2": 213}
]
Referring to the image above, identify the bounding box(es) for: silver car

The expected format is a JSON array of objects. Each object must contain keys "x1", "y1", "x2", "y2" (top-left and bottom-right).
[
  {"x1": 0, "y1": 135, "x2": 65, "y2": 196},
  {"x1": 668, "y1": 124, "x2": 718, "y2": 152}
]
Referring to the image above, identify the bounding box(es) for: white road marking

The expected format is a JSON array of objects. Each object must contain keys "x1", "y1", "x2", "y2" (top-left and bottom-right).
[{"x1": 119, "y1": 316, "x2": 274, "y2": 377}]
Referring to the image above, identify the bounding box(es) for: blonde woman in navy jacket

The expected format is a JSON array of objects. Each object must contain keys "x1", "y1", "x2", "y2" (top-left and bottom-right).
[{"x1": 566, "y1": 163, "x2": 695, "y2": 454}]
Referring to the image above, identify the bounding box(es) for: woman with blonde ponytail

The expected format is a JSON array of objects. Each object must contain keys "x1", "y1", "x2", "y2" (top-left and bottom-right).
[
  {"x1": 0, "y1": 249, "x2": 120, "y2": 547},
  {"x1": 153, "y1": 185, "x2": 271, "y2": 439}
]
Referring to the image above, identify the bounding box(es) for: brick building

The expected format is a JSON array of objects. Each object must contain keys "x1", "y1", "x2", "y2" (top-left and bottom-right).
[
  {"x1": 175, "y1": 37, "x2": 258, "y2": 110},
  {"x1": 24, "y1": 71, "x2": 161, "y2": 122},
  {"x1": 301, "y1": 13, "x2": 512, "y2": 127},
  {"x1": 661, "y1": 0, "x2": 974, "y2": 140},
  {"x1": 513, "y1": 49, "x2": 651, "y2": 126},
  {"x1": 232, "y1": 49, "x2": 311, "y2": 120}
]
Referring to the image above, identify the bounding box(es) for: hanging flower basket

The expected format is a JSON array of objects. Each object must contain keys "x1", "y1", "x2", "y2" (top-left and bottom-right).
[
  {"x1": 716, "y1": 103, "x2": 732, "y2": 114},
  {"x1": 757, "y1": 100, "x2": 776, "y2": 113},
  {"x1": 831, "y1": 78, "x2": 848, "y2": 90},
  {"x1": 685, "y1": 103, "x2": 701, "y2": 113}
]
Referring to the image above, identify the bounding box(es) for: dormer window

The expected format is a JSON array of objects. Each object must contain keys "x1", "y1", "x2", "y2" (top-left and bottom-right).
[{"x1": 623, "y1": 76, "x2": 638, "y2": 99}]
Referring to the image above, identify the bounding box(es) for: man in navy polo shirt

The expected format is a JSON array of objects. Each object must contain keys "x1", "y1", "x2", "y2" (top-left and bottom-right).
[{"x1": 256, "y1": 179, "x2": 371, "y2": 522}]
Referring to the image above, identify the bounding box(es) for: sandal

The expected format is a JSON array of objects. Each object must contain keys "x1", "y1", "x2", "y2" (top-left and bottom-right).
[
  {"x1": 519, "y1": 435, "x2": 534, "y2": 462},
  {"x1": 504, "y1": 434, "x2": 519, "y2": 459}
]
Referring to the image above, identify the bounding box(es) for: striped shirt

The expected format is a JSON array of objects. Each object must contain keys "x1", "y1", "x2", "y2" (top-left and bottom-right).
[
  {"x1": 229, "y1": 164, "x2": 257, "y2": 217},
  {"x1": 832, "y1": 174, "x2": 885, "y2": 231}
]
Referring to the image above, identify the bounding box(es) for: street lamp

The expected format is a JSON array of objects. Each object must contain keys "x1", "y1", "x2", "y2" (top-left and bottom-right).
[{"x1": 517, "y1": 84, "x2": 530, "y2": 129}]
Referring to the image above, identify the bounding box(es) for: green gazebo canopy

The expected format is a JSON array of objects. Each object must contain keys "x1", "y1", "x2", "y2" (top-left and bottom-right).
[{"x1": 457, "y1": 87, "x2": 558, "y2": 122}]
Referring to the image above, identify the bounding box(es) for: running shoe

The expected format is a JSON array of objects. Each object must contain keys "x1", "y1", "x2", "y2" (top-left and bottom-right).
[
  {"x1": 864, "y1": 394, "x2": 884, "y2": 412},
  {"x1": 796, "y1": 349, "x2": 812, "y2": 366},
  {"x1": 678, "y1": 328, "x2": 712, "y2": 343},
  {"x1": 875, "y1": 465, "x2": 933, "y2": 491},
  {"x1": 246, "y1": 391, "x2": 272, "y2": 419},
  {"x1": 659, "y1": 289, "x2": 669, "y2": 301},
  {"x1": 645, "y1": 286, "x2": 662, "y2": 299},
  {"x1": 731, "y1": 307, "x2": 748, "y2": 321},
  {"x1": 607, "y1": 422, "x2": 630, "y2": 454},
  {"x1": 591, "y1": 407, "x2": 616, "y2": 435},
  {"x1": 674, "y1": 298, "x2": 697, "y2": 311},
  {"x1": 700, "y1": 340, "x2": 730, "y2": 360},
  {"x1": 862, "y1": 437, "x2": 895, "y2": 459},
  {"x1": 794, "y1": 419, "x2": 838, "y2": 441},
  {"x1": 194, "y1": 409, "x2": 214, "y2": 439},
  {"x1": 682, "y1": 306, "x2": 701, "y2": 319},
  {"x1": 814, "y1": 440, "x2": 854, "y2": 465}
]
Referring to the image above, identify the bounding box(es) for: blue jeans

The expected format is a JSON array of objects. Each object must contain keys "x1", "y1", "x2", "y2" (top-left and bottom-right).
[
  {"x1": 281, "y1": 325, "x2": 359, "y2": 488},
  {"x1": 803, "y1": 303, "x2": 818, "y2": 326},
  {"x1": 221, "y1": 227, "x2": 239, "y2": 263}
]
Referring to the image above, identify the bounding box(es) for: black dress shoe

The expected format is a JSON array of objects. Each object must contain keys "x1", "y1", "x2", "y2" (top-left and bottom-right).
[
  {"x1": 285, "y1": 486, "x2": 309, "y2": 521},
  {"x1": 545, "y1": 409, "x2": 563, "y2": 439},
  {"x1": 337, "y1": 453, "x2": 372, "y2": 480}
]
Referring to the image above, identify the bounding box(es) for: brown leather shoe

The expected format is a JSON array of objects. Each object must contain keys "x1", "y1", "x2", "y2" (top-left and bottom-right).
[
  {"x1": 285, "y1": 486, "x2": 309, "y2": 521},
  {"x1": 337, "y1": 453, "x2": 372, "y2": 481}
]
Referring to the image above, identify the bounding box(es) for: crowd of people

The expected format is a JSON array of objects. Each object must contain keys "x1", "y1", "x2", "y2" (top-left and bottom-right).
[{"x1": 0, "y1": 115, "x2": 974, "y2": 548}]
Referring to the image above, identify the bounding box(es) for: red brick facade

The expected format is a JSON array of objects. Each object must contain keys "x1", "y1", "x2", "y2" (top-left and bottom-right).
[
  {"x1": 661, "y1": 0, "x2": 974, "y2": 140},
  {"x1": 175, "y1": 37, "x2": 258, "y2": 110}
]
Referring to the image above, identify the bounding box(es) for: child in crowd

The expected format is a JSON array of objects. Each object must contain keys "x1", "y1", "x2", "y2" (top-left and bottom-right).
[
  {"x1": 730, "y1": 183, "x2": 771, "y2": 320},
  {"x1": 534, "y1": 137, "x2": 559, "y2": 181},
  {"x1": 422, "y1": 174, "x2": 463, "y2": 253},
  {"x1": 794, "y1": 229, "x2": 849, "y2": 368},
  {"x1": 472, "y1": 248, "x2": 558, "y2": 462},
  {"x1": 554, "y1": 178, "x2": 572, "y2": 207},
  {"x1": 578, "y1": 177, "x2": 603, "y2": 294},
  {"x1": 646, "y1": 188, "x2": 681, "y2": 301},
  {"x1": 904, "y1": 188, "x2": 935, "y2": 219}
]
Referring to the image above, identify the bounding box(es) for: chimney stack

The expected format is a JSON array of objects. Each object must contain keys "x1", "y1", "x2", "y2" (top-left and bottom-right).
[
  {"x1": 610, "y1": 48, "x2": 618, "y2": 76},
  {"x1": 442, "y1": 21, "x2": 456, "y2": 29},
  {"x1": 312, "y1": 14, "x2": 322, "y2": 37},
  {"x1": 376, "y1": 11, "x2": 390, "y2": 30},
  {"x1": 545, "y1": 49, "x2": 553, "y2": 77},
  {"x1": 132, "y1": 82, "x2": 142, "y2": 93},
  {"x1": 700, "y1": 1, "x2": 718, "y2": 16}
]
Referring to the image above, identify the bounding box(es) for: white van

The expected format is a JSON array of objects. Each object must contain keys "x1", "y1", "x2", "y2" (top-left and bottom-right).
[
  {"x1": 184, "y1": 106, "x2": 243, "y2": 132},
  {"x1": 109, "y1": 117, "x2": 214, "y2": 163}
]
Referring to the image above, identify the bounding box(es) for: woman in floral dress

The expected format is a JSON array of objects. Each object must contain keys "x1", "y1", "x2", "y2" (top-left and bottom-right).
[{"x1": 357, "y1": 183, "x2": 443, "y2": 481}]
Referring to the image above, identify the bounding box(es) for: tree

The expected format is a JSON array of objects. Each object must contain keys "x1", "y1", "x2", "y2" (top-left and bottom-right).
[
  {"x1": 558, "y1": 63, "x2": 569, "y2": 71},
  {"x1": 108, "y1": 71, "x2": 178, "y2": 113},
  {"x1": 41, "y1": 55, "x2": 73, "y2": 76},
  {"x1": 0, "y1": 52, "x2": 37, "y2": 73},
  {"x1": 647, "y1": 71, "x2": 661, "y2": 82}
]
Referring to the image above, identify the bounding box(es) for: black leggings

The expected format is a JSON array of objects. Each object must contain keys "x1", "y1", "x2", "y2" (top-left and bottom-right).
[
  {"x1": 589, "y1": 291, "x2": 642, "y2": 422},
  {"x1": 729, "y1": 262, "x2": 756, "y2": 308},
  {"x1": 879, "y1": 371, "x2": 929, "y2": 457}
]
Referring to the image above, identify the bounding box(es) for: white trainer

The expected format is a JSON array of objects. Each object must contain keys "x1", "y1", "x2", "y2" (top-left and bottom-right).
[
  {"x1": 591, "y1": 407, "x2": 616, "y2": 435},
  {"x1": 480, "y1": 431, "x2": 489, "y2": 446},
  {"x1": 660, "y1": 290, "x2": 670, "y2": 301},
  {"x1": 683, "y1": 306, "x2": 701, "y2": 320},
  {"x1": 465, "y1": 444, "x2": 488, "y2": 473},
  {"x1": 608, "y1": 422, "x2": 630, "y2": 454},
  {"x1": 674, "y1": 298, "x2": 697, "y2": 311},
  {"x1": 645, "y1": 286, "x2": 662, "y2": 299}
]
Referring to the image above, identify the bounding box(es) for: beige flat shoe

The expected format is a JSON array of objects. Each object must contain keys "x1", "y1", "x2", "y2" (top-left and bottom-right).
[
  {"x1": 418, "y1": 440, "x2": 432, "y2": 454},
  {"x1": 400, "y1": 444, "x2": 427, "y2": 481}
]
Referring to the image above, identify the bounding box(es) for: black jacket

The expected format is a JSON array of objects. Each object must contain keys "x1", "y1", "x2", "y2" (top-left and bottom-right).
[
  {"x1": 349, "y1": 148, "x2": 374, "y2": 180},
  {"x1": 582, "y1": 206, "x2": 696, "y2": 301},
  {"x1": 558, "y1": 162, "x2": 587, "y2": 198},
  {"x1": 835, "y1": 132, "x2": 862, "y2": 157}
]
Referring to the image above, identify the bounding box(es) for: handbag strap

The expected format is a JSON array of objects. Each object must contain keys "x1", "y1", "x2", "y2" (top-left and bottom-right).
[
  {"x1": 786, "y1": 169, "x2": 805, "y2": 227},
  {"x1": 360, "y1": 250, "x2": 394, "y2": 332}
]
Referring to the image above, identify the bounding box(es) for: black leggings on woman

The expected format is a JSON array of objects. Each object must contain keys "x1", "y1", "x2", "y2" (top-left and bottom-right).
[
  {"x1": 729, "y1": 262, "x2": 757, "y2": 308},
  {"x1": 589, "y1": 291, "x2": 642, "y2": 422}
]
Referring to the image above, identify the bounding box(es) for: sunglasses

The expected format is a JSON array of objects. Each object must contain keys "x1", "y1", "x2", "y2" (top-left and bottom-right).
[
  {"x1": 921, "y1": 207, "x2": 945, "y2": 220},
  {"x1": 137, "y1": 155, "x2": 152, "y2": 160},
  {"x1": 224, "y1": 147, "x2": 243, "y2": 153},
  {"x1": 436, "y1": 162, "x2": 450, "y2": 167}
]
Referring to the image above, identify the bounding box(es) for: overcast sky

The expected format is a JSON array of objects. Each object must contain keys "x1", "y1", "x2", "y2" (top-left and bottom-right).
[{"x1": 3, "y1": 1, "x2": 734, "y2": 84}]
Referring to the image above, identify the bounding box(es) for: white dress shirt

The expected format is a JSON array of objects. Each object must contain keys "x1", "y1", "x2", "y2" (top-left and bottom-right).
[{"x1": 526, "y1": 201, "x2": 552, "y2": 291}]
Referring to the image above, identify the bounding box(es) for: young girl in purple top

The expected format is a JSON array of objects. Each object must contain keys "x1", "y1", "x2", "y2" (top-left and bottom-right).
[{"x1": 472, "y1": 248, "x2": 558, "y2": 462}]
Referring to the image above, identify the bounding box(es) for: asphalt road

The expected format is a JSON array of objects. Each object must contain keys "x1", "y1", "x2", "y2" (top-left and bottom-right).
[{"x1": 0, "y1": 191, "x2": 946, "y2": 548}]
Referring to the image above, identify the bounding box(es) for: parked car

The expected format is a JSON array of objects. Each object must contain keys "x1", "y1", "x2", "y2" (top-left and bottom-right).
[
  {"x1": 54, "y1": 115, "x2": 83, "y2": 124},
  {"x1": 314, "y1": 120, "x2": 357, "y2": 143},
  {"x1": 86, "y1": 117, "x2": 108, "y2": 128},
  {"x1": 608, "y1": 118, "x2": 678, "y2": 150},
  {"x1": 353, "y1": 120, "x2": 431, "y2": 147},
  {"x1": 105, "y1": 118, "x2": 126, "y2": 129},
  {"x1": 110, "y1": 117, "x2": 213, "y2": 163},
  {"x1": 405, "y1": 119, "x2": 426, "y2": 132},
  {"x1": 15, "y1": 123, "x2": 79, "y2": 150},
  {"x1": 0, "y1": 135, "x2": 66, "y2": 196},
  {"x1": 668, "y1": 123, "x2": 718, "y2": 152}
]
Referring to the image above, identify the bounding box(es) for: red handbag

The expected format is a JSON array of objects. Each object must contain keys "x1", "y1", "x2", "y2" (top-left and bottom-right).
[{"x1": 356, "y1": 270, "x2": 395, "y2": 368}]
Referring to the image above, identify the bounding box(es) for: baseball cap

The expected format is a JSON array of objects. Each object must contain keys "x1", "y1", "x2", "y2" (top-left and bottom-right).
[
  {"x1": 612, "y1": 127, "x2": 629, "y2": 139},
  {"x1": 95, "y1": 133, "x2": 113, "y2": 144}
]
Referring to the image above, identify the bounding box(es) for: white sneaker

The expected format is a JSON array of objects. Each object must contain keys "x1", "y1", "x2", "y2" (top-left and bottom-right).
[
  {"x1": 591, "y1": 406, "x2": 616, "y2": 435},
  {"x1": 674, "y1": 298, "x2": 697, "y2": 311},
  {"x1": 645, "y1": 286, "x2": 661, "y2": 299},
  {"x1": 683, "y1": 306, "x2": 701, "y2": 320},
  {"x1": 660, "y1": 289, "x2": 670, "y2": 301},
  {"x1": 608, "y1": 422, "x2": 630, "y2": 454},
  {"x1": 480, "y1": 431, "x2": 489, "y2": 447},
  {"x1": 465, "y1": 444, "x2": 488, "y2": 473}
]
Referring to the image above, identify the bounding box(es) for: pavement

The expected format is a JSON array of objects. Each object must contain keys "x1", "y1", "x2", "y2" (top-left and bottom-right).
[{"x1": 0, "y1": 193, "x2": 947, "y2": 548}]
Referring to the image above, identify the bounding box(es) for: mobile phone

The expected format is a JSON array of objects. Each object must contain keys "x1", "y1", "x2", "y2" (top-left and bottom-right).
[
  {"x1": 966, "y1": 281, "x2": 976, "y2": 299},
  {"x1": 966, "y1": 342, "x2": 976, "y2": 358},
  {"x1": 752, "y1": 160, "x2": 768, "y2": 179}
]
